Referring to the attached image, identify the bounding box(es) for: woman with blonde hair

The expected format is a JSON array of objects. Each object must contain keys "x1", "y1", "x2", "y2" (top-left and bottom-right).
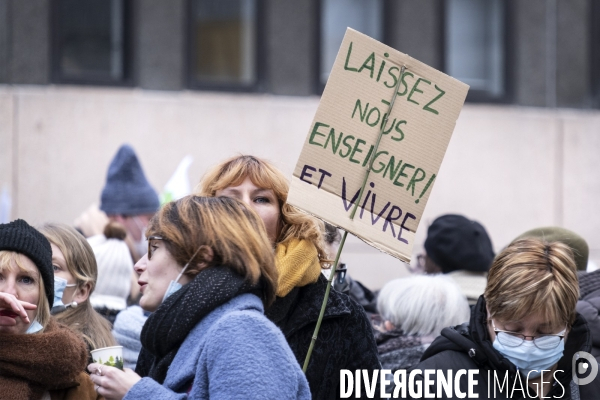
[
  {"x1": 39, "y1": 223, "x2": 116, "y2": 353},
  {"x1": 87, "y1": 196, "x2": 309, "y2": 399},
  {"x1": 197, "y1": 155, "x2": 380, "y2": 399},
  {"x1": 407, "y1": 238, "x2": 600, "y2": 399},
  {"x1": 0, "y1": 219, "x2": 99, "y2": 399}
]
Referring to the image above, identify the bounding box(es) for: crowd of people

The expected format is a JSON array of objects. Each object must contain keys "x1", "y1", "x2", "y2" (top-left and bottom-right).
[{"x1": 1, "y1": 144, "x2": 599, "y2": 399}]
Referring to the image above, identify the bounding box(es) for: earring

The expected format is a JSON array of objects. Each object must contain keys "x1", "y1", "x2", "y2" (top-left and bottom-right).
[{"x1": 67, "y1": 301, "x2": 78, "y2": 308}]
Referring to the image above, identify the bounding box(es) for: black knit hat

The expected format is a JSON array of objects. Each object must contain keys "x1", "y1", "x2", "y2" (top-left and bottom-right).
[
  {"x1": 424, "y1": 214, "x2": 495, "y2": 274},
  {"x1": 0, "y1": 219, "x2": 54, "y2": 307},
  {"x1": 100, "y1": 144, "x2": 160, "y2": 215}
]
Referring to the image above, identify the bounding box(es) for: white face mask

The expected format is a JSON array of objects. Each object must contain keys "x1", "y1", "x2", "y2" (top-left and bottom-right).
[
  {"x1": 134, "y1": 237, "x2": 148, "y2": 259},
  {"x1": 132, "y1": 217, "x2": 148, "y2": 257},
  {"x1": 26, "y1": 320, "x2": 43, "y2": 334}
]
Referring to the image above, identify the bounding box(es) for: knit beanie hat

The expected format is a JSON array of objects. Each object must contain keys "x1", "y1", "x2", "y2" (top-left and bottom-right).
[
  {"x1": 513, "y1": 226, "x2": 589, "y2": 272},
  {"x1": 424, "y1": 214, "x2": 495, "y2": 274},
  {"x1": 100, "y1": 144, "x2": 160, "y2": 216},
  {"x1": 88, "y1": 233, "x2": 133, "y2": 311},
  {"x1": 0, "y1": 219, "x2": 54, "y2": 307}
]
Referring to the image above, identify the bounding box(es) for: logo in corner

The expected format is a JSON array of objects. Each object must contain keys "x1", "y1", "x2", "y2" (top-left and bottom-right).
[{"x1": 572, "y1": 351, "x2": 598, "y2": 385}]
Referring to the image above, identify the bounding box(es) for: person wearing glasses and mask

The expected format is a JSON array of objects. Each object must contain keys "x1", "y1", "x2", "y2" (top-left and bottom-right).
[
  {"x1": 87, "y1": 196, "x2": 310, "y2": 399},
  {"x1": 416, "y1": 214, "x2": 495, "y2": 306},
  {"x1": 406, "y1": 238, "x2": 600, "y2": 399}
]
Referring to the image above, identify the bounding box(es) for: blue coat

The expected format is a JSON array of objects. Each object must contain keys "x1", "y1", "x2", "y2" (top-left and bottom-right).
[{"x1": 124, "y1": 293, "x2": 310, "y2": 399}]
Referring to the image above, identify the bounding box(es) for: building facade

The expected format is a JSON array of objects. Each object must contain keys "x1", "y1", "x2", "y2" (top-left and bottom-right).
[
  {"x1": 1, "y1": 0, "x2": 599, "y2": 288},
  {"x1": 1, "y1": 0, "x2": 598, "y2": 107}
]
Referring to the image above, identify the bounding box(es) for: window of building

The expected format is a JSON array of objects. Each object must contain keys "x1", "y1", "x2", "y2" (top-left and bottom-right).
[
  {"x1": 444, "y1": 0, "x2": 506, "y2": 101},
  {"x1": 51, "y1": 0, "x2": 131, "y2": 85},
  {"x1": 320, "y1": 0, "x2": 384, "y2": 87},
  {"x1": 188, "y1": 0, "x2": 259, "y2": 90}
]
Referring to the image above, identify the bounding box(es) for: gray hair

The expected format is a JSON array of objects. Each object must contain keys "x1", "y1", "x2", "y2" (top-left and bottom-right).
[{"x1": 377, "y1": 274, "x2": 470, "y2": 337}]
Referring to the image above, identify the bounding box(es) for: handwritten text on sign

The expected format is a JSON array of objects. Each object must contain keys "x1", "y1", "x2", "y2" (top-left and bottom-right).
[{"x1": 288, "y1": 28, "x2": 469, "y2": 262}]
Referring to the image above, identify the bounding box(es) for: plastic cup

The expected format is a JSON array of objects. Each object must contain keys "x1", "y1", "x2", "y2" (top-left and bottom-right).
[{"x1": 91, "y1": 346, "x2": 124, "y2": 370}]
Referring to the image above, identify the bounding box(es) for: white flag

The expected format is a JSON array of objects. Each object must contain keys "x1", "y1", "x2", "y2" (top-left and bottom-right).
[{"x1": 161, "y1": 156, "x2": 194, "y2": 204}]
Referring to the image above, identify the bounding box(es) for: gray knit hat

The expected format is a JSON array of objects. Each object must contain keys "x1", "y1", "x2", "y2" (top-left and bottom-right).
[
  {"x1": 0, "y1": 219, "x2": 54, "y2": 307},
  {"x1": 100, "y1": 144, "x2": 160, "y2": 216}
]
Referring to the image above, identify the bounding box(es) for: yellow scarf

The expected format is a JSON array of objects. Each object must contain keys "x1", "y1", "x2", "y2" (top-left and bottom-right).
[{"x1": 274, "y1": 238, "x2": 322, "y2": 297}]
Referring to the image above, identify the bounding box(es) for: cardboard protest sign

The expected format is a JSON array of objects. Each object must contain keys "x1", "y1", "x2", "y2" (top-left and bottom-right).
[{"x1": 288, "y1": 28, "x2": 469, "y2": 263}]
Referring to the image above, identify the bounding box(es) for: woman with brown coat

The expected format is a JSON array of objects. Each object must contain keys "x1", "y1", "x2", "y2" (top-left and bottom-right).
[{"x1": 0, "y1": 219, "x2": 100, "y2": 400}]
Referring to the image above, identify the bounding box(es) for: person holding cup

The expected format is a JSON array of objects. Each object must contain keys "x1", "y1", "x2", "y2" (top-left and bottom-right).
[
  {"x1": 39, "y1": 223, "x2": 116, "y2": 354},
  {"x1": 0, "y1": 219, "x2": 99, "y2": 399},
  {"x1": 88, "y1": 196, "x2": 310, "y2": 399}
]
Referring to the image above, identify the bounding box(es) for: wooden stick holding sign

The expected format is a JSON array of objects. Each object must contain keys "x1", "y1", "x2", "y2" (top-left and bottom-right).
[
  {"x1": 288, "y1": 28, "x2": 469, "y2": 371},
  {"x1": 302, "y1": 66, "x2": 405, "y2": 372}
]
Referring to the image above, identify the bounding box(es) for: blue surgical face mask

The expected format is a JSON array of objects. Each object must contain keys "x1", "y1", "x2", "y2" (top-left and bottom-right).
[
  {"x1": 53, "y1": 276, "x2": 76, "y2": 309},
  {"x1": 493, "y1": 332, "x2": 566, "y2": 378},
  {"x1": 162, "y1": 263, "x2": 190, "y2": 303},
  {"x1": 26, "y1": 320, "x2": 43, "y2": 334},
  {"x1": 161, "y1": 245, "x2": 205, "y2": 303}
]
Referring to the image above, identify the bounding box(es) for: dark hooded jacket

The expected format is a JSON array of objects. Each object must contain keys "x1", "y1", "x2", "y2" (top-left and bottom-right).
[
  {"x1": 576, "y1": 270, "x2": 600, "y2": 362},
  {"x1": 576, "y1": 289, "x2": 600, "y2": 363},
  {"x1": 406, "y1": 296, "x2": 600, "y2": 399},
  {"x1": 266, "y1": 274, "x2": 381, "y2": 400}
]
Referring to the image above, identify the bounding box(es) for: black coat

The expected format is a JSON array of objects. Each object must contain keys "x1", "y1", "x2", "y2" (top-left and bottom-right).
[
  {"x1": 266, "y1": 274, "x2": 381, "y2": 399},
  {"x1": 407, "y1": 296, "x2": 600, "y2": 399},
  {"x1": 577, "y1": 270, "x2": 600, "y2": 362},
  {"x1": 576, "y1": 289, "x2": 600, "y2": 363}
]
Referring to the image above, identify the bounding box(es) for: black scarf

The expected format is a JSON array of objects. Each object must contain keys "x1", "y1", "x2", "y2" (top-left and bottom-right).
[{"x1": 136, "y1": 265, "x2": 262, "y2": 384}]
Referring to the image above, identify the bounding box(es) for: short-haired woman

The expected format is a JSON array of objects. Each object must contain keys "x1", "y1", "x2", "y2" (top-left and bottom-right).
[
  {"x1": 88, "y1": 196, "x2": 310, "y2": 399},
  {"x1": 407, "y1": 238, "x2": 600, "y2": 399},
  {"x1": 197, "y1": 155, "x2": 380, "y2": 399},
  {"x1": 375, "y1": 274, "x2": 470, "y2": 370},
  {"x1": 0, "y1": 219, "x2": 99, "y2": 399},
  {"x1": 39, "y1": 223, "x2": 116, "y2": 354}
]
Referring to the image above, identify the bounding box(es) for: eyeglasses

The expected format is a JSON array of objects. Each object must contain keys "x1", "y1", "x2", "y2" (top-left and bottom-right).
[
  {"x1": 491, "y1": 319, "x2": 566, "y2": 349},
  {"x1": 147, "y1": 236, "x2": 164, "y2": 260}
]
